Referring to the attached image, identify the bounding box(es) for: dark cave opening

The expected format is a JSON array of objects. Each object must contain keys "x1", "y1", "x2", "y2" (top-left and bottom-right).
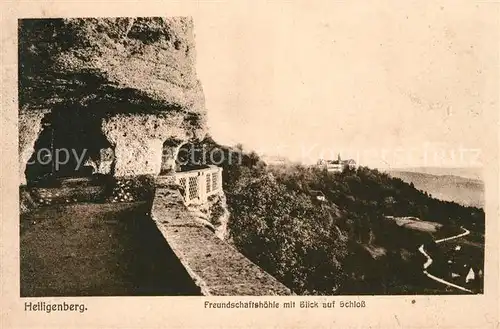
[{"x1": 25, "y1": 107, "x2": 112, "y2": 185}]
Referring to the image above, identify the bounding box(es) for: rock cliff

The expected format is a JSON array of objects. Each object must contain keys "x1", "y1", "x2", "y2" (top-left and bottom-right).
[
  {"x1": 18, "y1": 110, "x2": 49, "y2": 185},
  {"x1": 19, "y1": 17, "x2": 207, "y2": 182},
  {"x1": 187, "y1": 193, "x2": 231, "y2": 240}
]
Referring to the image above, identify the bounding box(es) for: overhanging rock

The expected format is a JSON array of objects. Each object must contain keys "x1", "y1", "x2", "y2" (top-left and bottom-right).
[{"x1": 19, "y1": 17, "x2": 207, "y2": 180}]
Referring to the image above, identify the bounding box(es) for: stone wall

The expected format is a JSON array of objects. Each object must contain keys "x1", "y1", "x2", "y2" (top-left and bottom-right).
[{"x1": 151, "y1": 186, "x2": 292, "y2": 296}]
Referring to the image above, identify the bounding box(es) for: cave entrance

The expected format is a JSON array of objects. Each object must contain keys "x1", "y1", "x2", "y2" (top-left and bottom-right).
[
  {"x1": 160, "y1": 141, "x2": 210, "y2": 175},
  {"x1": 25, "y1": 108, "x2": 112, "y2": 186}
]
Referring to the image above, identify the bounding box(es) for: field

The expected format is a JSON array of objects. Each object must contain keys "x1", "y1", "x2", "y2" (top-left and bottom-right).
[{"x1": 386, "y1": 216, "x2": 442, "y2": 233}]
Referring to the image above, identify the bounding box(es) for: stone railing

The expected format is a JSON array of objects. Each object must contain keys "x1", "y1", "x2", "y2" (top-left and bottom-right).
[
  {"x1": 158, "y1": 166, "x2": 223, "y2": 205},
  {"x1": 151, "y1": 186, "x2": 293, "y2": 296},
  {"x1": 153, "y1": 166, "x2": 293, "y2": 295}
]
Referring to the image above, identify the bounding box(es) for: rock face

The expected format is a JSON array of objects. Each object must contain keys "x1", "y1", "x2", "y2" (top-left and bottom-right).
[
  {"x1": 20, "y1": 188, "x2": 37, "y2": 213},
  {"x1": 83, "y1": 147, "x2": 113, "y2": 175},
  {"x1": 18, "y1": 110, "x2": 49, "y2": 185},
  {"x1": 19, "y1": 17, "x2": 207, "y2": 180},
  {"x1": 206, "y1": 193, "x2": 231, "y2": 240},
  {"x1": 102, "y1": 113, "x2": 203, "y2": 177},
  {"x1": 187, "y1": 193, "x2": 231, "y2": 240}
]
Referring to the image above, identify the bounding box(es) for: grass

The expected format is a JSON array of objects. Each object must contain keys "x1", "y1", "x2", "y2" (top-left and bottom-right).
[
  {"x1": 388, "y1": 217, "x2": 442, "y2": 233},
  {"x1": 20, "y1": 201, "x2": 201, "y2": 296}
]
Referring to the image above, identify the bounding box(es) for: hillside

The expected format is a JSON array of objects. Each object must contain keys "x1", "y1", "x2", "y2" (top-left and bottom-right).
[
  {"x1": 386, "y1": 170, "x2": 484, "y2": 208},
  {"x1": 389, "y1": 167, "x2": 483, "y2": 181},
  {"x1": 179, "y1": 137, "x2": 485, "y2": 295}
]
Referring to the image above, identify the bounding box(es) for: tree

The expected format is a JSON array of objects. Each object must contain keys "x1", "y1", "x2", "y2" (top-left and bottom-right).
[{"x1": 228, "y1": 174, "x2": 349, "y2": 294}]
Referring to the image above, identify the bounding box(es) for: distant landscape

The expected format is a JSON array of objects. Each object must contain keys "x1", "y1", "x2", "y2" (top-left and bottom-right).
[
  {"x1": 386, "y1": 168, "x2": 484, "y2": 208},
  {"x1": 389, "y1": 167, "x2": 483, "y2": 181},
  {"x1": 178, "y1": 138, "x2": 485, "y2": 295}
]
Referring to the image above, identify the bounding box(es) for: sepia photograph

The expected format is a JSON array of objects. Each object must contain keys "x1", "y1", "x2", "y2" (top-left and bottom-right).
[
  {"x1": 18, "y1": 15, "x2": 486, "y2": 298},
  {"x1": 2, "y1": 2, "x2": 498, "y2": 328}
]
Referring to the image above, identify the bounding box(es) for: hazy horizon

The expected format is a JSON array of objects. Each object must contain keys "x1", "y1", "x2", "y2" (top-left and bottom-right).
[{"x1": 192, "y1": 2, "x2": 495, "y2": 169}]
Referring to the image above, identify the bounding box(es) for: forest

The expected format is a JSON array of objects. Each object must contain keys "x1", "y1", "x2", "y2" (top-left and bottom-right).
[{"x1": 181, "y1": 137, "x2": 485, "y2": 294}]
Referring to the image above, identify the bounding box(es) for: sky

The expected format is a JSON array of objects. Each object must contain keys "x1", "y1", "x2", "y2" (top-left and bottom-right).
[{"x1": 192, "y1": 2, "x2": 497, "y2": 169}]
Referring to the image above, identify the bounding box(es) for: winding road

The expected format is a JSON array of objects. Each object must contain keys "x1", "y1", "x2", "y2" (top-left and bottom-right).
[{"x1": 418, "y1": 226, "x2": 473, "y2": 293}]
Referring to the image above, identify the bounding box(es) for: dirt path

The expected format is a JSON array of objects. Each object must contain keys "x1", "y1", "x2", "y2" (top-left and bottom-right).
[
  {"x1": 418, "y1": 226, "x2": 473, "y2": 293},
  {"x1": 21, "y1": 202, "x2": 201, "y2": 296}
]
